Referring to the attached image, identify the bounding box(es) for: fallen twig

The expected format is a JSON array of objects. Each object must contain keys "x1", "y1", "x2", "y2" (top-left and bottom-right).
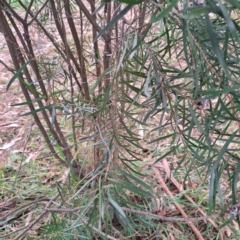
[
  {"x1": 44, "y1": 206, "x2": 219, "y2": 222},
  {"x1": 160, "y1": 159, "x2": 232, "y2": 238},
  {"x1": 153, "y1": 166, "x2": 205, "y2": 240},
  {"x1": 0, "y1": 198, "x2": 49, "y2": 223}
]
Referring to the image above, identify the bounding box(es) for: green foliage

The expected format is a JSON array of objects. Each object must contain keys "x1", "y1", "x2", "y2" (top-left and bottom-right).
[{"x1": 2, "y1": 0, "x2": 240, "y2": 238}]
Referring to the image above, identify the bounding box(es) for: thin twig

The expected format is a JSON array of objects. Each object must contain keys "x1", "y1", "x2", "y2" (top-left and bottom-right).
[
  {"x1": 0, "y1": 224, "x2": 30, "y2": 238},
  {"x1": 0, "y1": 198, "x2": 49, "y2": 222},
  {"x1": 27, "y1": 0, "x2": 50, "y2": 26},
  {"x1": 44, "y1": 206, "x2": 219, "y2": 222},
  {"x1": 12, "y1": 197, "x2": 57, "y2": 240},
  {"x1": 159, "y1": 159, "x2": 231, "y2": 239},
  {"x1": 153, "y1": 167, "x2": 205, "y2": 240},
  {"x1": 81, "y1": 218, "x2": 118, "y2": 240},
  {"x1": 96, "y1": 122, "x2": 112, "y2": 182}
]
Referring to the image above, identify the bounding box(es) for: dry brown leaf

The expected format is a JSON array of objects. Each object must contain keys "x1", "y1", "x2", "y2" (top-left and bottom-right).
[
  {"x1": 162, "y1": 159, "x2": 183, "y2": 191},
  {"x1": 0, "y1": 123, "x2": 19, "y2": 128},
  {"x1": 221, "y1": 226, "x2": 232, "y2": 237},
  {"x1": 169, "y1": 233, "x2": 176, "y2": 240},
  {"x1": 232, "y1": 220, "x2": 239, "y2": 230},
  {"x1": 0, "y1": 137, "x2": 21, "y2": 150},
  {"x1": 41, "y1": 170, "x2": 61, "y2": 185},
  {"x1": 25, "y1": 211, "x2": 33, "y2": 226},
  {"x1": 24, "y1": 152, "x2": 39, "y2": 163},
  {"x1": 16, "y1": 126, "x2": 25, "y2": 138}
]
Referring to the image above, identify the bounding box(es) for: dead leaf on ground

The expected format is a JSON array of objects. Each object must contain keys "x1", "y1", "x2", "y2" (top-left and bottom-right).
[
  {"x1": 23, "y1": 152, "x2": 40, "y2": 164},
  {"x1": 25, "y1": 211, "x2": 33, "y2": 226},
  {"x1": 0, "y1": 137, "x2": 21, "y2": 150},
  {"x1": 0, "y1": 123, "x2": 19, "y2": 128}
]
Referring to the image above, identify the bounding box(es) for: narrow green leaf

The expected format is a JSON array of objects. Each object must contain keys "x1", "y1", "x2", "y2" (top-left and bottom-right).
[
  {"x1": 217, "y1": 0, "x2": 240, "y2": 42},
  {"x1": 209, "y1": 169, "x2": 217, "y2": 211},
  {"x1": 118, "y1": 169, "x2": 155, "y2": 196},
  {"x1": 93, "y1": 2, "x2": 106, "y2": 15},
  {"x1": 179, "y1": 6, "x2": 210, "y2": 20},
  {"x1": 232, "y1": 161, "x2": 240, "y2": 204},
  {"x1": 149, "y1": 133, "x2": 174, "y2": 144},
  {"x1": 117, "y1": 0, "x2": 144, "y2": 4},
  {"x1": 94, "y1": 5, "x2": 133, "y2": 42},
  {"x1": 110, "y1": 178, "x2": 151, "y2": 197},
  {"x1": 212, "y1": 130, "x2": 238, "y2": 172},
  {"x1": 108, "y1": 195, "x2": 129, "y2": 224},
  {"x1": 119, "y1": 134, "x2": 145, "y2": 150},
  {"x1": 6, "y1": 60, "x2": 31, "y2": 91},
  {"x1": 227, "y1": 0, "x2": 240, "y2": 9},
  {"x1": 144, "y1": 63, "x2": 152, "y2": 99},
  {"x1": 51, "y1": 105, "x2": 56, "y2": 126},
  {"x1": 19, "y1": 78, "x2": 43, "y2": 96},
  {"x1": 198, "y1": 84, "x2": 240, "y2": 96},
  {"x1": 205, "y1": 12, "x2": 229, "y2": 77},
  {"x1": 101, "y1": 86, "x2": 111, "y2": 113},
  {"x1": 11, "y1": 97, "x2": 45, "y2": 106},
  {"x1": 90, "y1": 66, "x2": 113, "y2": 94},
  {"x1": 19, "y1": 104, "x2": 54, "y2": 117},
  {"x1": 130, "y1": 31, "x2": 138, "y2": 59},
  {"x1": 188, "y1": 101, "x2": 204, "y2": 133},
  {"x1": 219, "y1": 215, "x2": 236, "y2": 229},
  {"x1": 154, "y1": 147, "x2": 176, "y2": 164},
  {"x1": 117, "y1": 36, "x2": 129, "y2": 71},
  {"x1": 119, "y1": 115, "x2": 140, "y2": 139},
  {"x1": 151, "y1": 0, "x2": 178, "y2": 23},
  {"x1": 123, "y1": 67, "x2": 146, "y2": 78}
]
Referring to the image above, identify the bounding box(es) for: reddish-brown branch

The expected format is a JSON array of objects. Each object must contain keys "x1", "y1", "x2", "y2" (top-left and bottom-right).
[{"x1": 153, "y1": 166, "x2": 205, "y2": 240}]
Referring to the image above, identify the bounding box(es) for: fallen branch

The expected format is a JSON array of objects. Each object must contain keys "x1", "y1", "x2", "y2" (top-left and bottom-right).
[
  {"x1": 153, "y1": 166, "x2": 205, "y2": 240},
  {"x1": 160, "y1": 159, "x2": 232, "y2": 238},
  {"x1": 0, "y1": 198, "x2": 49, "y2": 223},
  {"x1": 44, "y1": 206, "x2": 219, "y2": 222}
]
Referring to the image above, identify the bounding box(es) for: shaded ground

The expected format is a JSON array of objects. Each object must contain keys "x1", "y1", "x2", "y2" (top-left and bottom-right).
[{"x1": 0, "y1": 46, "x2": 29, "y2": 169}]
